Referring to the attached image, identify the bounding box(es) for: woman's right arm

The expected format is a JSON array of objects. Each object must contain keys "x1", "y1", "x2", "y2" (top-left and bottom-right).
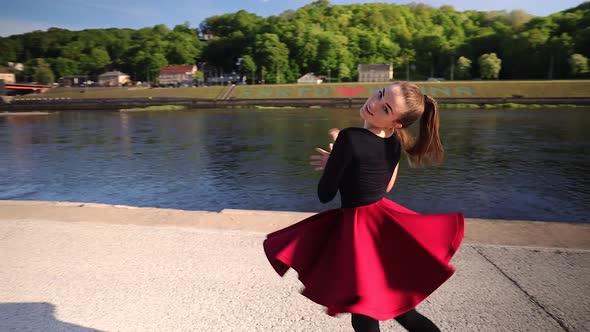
[{"x1": 317, "y1": 131, "x2": 352, "y2": 203}]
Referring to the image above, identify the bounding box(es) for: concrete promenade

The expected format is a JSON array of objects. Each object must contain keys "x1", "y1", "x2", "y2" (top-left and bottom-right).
[{"x1": 1, "y1": 200, "x2": 589, "y2": 332}]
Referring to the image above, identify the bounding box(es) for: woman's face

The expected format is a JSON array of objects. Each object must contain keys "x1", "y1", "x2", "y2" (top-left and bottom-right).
[{"x1": 359, "y1": 84, "x2": 405, "y2": 129}]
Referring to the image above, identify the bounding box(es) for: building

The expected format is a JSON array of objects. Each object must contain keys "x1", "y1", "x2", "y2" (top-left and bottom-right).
[
  {"x1": 59, "y1": 75, "x2": 89, "y2": 87},
  {"x1": 98, "y1": 71, "x2": 130, "y2": 87},
  {"x1": 7, "y1": 62, "x2": 24, "y2": 72},
  {"x1": 205, "y1": 71, "x2": 242, "y2": 85},
  {"x1": 357, "y1": 64, "x2": 394, "y2": 82},
  {"x1": 158, "y1": 65, "x2": 197, "y2": 86},
  {"x1": 200, "y1": 31, "x2": 216, "y2": 41},
  {"x1": 0, "y1": 68, "x2": 16, "y2": 84},
  {"x1": 297, "y1": 73, "x2": 323, "y2": 84}
]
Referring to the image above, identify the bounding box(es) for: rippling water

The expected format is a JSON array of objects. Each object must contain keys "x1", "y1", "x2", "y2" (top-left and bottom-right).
[{"x1": 0, "y1": 108, "x2": 588, "y2": 223}]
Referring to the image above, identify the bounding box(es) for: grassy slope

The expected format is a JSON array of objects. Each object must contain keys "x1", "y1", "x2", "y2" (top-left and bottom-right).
[
  {"x1": 15, "y1": 80, "x2": 590, "y2": 100},
  {"x1": 231, "y1": 80, "x2": 590, "y2": 99},
  {"x1": 17, "y1": 86, "x2": 226, "y2": 99}
]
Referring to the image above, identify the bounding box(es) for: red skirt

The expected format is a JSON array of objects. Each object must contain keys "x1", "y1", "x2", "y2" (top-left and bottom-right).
[{"x1": 263, "y1": 198, "x2": 464, "y2": 320}]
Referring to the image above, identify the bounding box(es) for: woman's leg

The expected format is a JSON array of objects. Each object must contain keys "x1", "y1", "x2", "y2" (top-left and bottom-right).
[
  {"x1": 351, "y1": 313, "x2": 380, "y2": 332},
  {"x1": 394, "y1": 309, "x2": 441, "y2": 332}
]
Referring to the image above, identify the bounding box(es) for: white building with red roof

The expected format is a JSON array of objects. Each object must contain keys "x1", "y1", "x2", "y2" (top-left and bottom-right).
[{"x1": 158, "y1": 65, "x2": 198, "y2": 86}]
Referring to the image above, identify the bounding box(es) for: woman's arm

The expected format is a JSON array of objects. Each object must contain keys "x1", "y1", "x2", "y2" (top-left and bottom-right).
[
  {"x1": 386, "y1": 162, "x2": 399, "y2": 193},
  {"x1": 316, "y1": 131, "x2": 352, "y2": 203}
]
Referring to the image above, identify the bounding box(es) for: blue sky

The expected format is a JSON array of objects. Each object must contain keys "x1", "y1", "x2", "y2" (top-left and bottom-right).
[{"x1": 0, "y1": 0, "x2": 586, "y2": 37}]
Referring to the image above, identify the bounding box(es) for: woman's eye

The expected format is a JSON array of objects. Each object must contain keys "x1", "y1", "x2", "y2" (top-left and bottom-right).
[
  {"x1": 378, "y1": 90, "x2": 382, "y2": 98},
  {"x1": 383, "y1": 107, "x2": 389, "y2": 114}
]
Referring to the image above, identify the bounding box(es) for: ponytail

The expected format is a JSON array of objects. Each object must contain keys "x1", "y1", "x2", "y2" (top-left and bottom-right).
[{"x1": 395, "y1": 83, "x2": 444, "y2": 167}]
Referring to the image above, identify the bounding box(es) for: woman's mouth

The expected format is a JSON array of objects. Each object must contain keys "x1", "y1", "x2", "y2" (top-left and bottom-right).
[{"x1": 364, "y1": 106, "x2": 374, "y2": 116}]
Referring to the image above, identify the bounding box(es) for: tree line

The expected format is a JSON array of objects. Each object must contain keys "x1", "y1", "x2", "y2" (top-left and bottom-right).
[{"x1": 1, "y1": 0, "x2": 589, "y2": 84}]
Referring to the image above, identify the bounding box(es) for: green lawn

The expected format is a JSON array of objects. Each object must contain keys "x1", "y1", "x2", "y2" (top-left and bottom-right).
[
  {"x1": 16, "y1": 86, "x2": 226, "y2": 99},
  {"x1": 231, "y1": 80, "x2": 590, "y2": 99},
  {"x1": 15, "y1": 80, "x2": 590, "y2": 100},
  {"x1": 119, "y1": 105, "x2": 187, "y2": 112}
]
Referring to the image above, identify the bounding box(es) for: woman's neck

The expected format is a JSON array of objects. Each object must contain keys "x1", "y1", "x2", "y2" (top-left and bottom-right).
[{"x1": 363, "y1": 122, "x2": 394, "y2": 138}]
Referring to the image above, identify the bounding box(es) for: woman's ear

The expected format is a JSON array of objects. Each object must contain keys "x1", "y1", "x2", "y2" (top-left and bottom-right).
[{"x1": 393, "y1": 122, "x2": 403, "y2": 129}]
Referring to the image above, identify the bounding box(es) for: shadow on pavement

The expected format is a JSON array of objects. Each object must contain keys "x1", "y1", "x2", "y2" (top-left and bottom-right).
[{"x1": 0, "y1": 302, "x2": 104, "y2": 331}]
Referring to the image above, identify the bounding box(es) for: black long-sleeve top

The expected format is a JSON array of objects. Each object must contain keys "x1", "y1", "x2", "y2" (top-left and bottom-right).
[{"x1": 318, "y1": 127, "x2": 402, "y2": 208}]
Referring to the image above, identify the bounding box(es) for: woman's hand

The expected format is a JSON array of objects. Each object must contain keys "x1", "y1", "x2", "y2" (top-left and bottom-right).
[{"x1": 309, "y1": 128, "x2": 340, "y2": 171}]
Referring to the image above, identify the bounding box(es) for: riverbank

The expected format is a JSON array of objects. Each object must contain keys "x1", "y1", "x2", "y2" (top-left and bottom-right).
[
  {"x1": 1, "y1": 200, "x2": 588, "y2": 249},
  {"x1": 1, "y1": 200, "x2": 588, "y2": 331},
  {"x1": 12, "y1": 80, "x2": 590, "y2": 99},
  {"x1": 3, "y1": 96, "x2": 590, "y2": 112},
  {"x1": 2, "y1": 80, "x2": 589, "y2": 111}
]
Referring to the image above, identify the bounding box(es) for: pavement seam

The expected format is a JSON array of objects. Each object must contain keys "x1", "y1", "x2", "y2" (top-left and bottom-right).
[
  {"x1": 472, "y1": 243, "x2": 590, "y2": 253},
  {"x1": 473, "y1": 246, "x2": 571, "y2": 332}
]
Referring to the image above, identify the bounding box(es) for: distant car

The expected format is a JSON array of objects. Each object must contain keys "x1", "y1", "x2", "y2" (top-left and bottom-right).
[{"x1": 427, "y1": 77, "x2": 446, "y2": 82}]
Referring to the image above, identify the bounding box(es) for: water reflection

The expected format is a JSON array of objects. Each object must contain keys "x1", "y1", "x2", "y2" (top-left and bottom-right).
[{"x1": 0, "y1": 108, "x2": 588, "y2": 223}]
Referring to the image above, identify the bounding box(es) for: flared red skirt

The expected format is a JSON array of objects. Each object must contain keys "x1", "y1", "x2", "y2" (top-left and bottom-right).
[{"x1": 263, "y1": 198, "x2": 464, "y2": 320}]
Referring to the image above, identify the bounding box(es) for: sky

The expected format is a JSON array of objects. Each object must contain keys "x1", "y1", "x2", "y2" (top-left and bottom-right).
[{"x1": 0, "y1": 0, "x2": 587, "y2": 37}]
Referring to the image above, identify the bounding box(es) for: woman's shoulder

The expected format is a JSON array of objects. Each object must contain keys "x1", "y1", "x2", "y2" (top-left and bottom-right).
[
  {"x1": 340, "y1": 127, "x2": 397, "y2": 140},
  {"x1": 336, "y1": 127, "x2": 365, "y2": 143},
  {"x1": 339, "y1": 127, "x2": 367, "y2": 136}
]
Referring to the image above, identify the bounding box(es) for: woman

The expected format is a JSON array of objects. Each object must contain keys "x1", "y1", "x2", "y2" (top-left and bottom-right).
[{"x1": 263, "y1": 81, "x2": 464, "y2": 332}]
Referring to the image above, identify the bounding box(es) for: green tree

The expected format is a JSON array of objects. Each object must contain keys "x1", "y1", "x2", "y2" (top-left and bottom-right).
[
  {"x1": 194, "y1": 71, "x2": 204, "y2": 84},
  {"x1": 296, "y1": 32, "x2": 319, "y2": 73},
  {"x1": 456, "y1": 56, "x2": 472, "y2": 79},
  {"x1": 338, "y1": 62, "x2": 351, "y2": 82},
  {"x1": 166, "y1": 31, "x2": 202, "y2": 65},
  {"x1": 34, "y1": 58, "x2": 55, "y2": 84},
  {"x1": 60, "y1": 41, "x2": 85, "y2": 59},
  {"x1": 132, "y1": 51, "x2": 168, "y2": 82},
  {"x1": 0, "y1": 39, "x2": 20, "y2": 64},
  {"x1": 80, "y1": 48, "x2": 111, "y2": 75},
  {"x1": 148, "y1": 53, "x2": 168, "y2": 83},
  {"x1": 23, "y1": 59, "x2": 38, "y2": 82},
  {"x1": 574, "y1": 27, "x2": 590, "y2": 59},
  {"x1": 399, "y1": 49, "x2": 415, "y2": 81},
  {"x1": 568, "y1": 53, "x2": 589, "y2": 76},
  {"x1": 415, "y1": 34, "x2": 448, "y2": 78},
  {"x1": 478, "y1": 53, "x2": 502, "y2": 79},
  {"x1": 506, "y1": 10, "x2": 533, "y2": 27},
  {"x1": 199, "y1": 10, "x2": 262, "y2": 37},
  {"x1": 546, "y1": 33, "x2": 573, "y2": 79},
  {"x1": 254, "y1": 33, "x2": 289, "y2": 84},
  {"x1": 240, "y1": 55, "x2": 257, "y2": 84},
  {"x1": 21, "y1": 32, "x2": 50, "y2": 60},
  {"x1": 201, "y1": 29, "x2": 254, "y2": 72},
  {"x1": 199, "y1": 10, "x2": 262, "y2": 72},
  {"x1": 173, "y1": 22, "x2": 194, "y2": 34},
  {"x1": 50, "y1": 57, "x2": 80, "y2": 77}
]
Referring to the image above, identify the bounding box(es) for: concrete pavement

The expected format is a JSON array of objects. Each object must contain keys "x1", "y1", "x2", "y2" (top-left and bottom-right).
[{"x1": 0, "y1": 201, "x2": 589, "y2": 331}]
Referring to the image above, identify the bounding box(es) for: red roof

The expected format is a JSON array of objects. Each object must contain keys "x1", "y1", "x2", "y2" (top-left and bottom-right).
[{"x1": 160, "y1": 65, "x2": 196, "y2": 74}]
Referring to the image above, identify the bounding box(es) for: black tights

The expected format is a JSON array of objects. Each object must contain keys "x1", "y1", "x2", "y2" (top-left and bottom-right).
[{"x1": 351, "y1": 310, "x2": 441, "y2": 332}]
